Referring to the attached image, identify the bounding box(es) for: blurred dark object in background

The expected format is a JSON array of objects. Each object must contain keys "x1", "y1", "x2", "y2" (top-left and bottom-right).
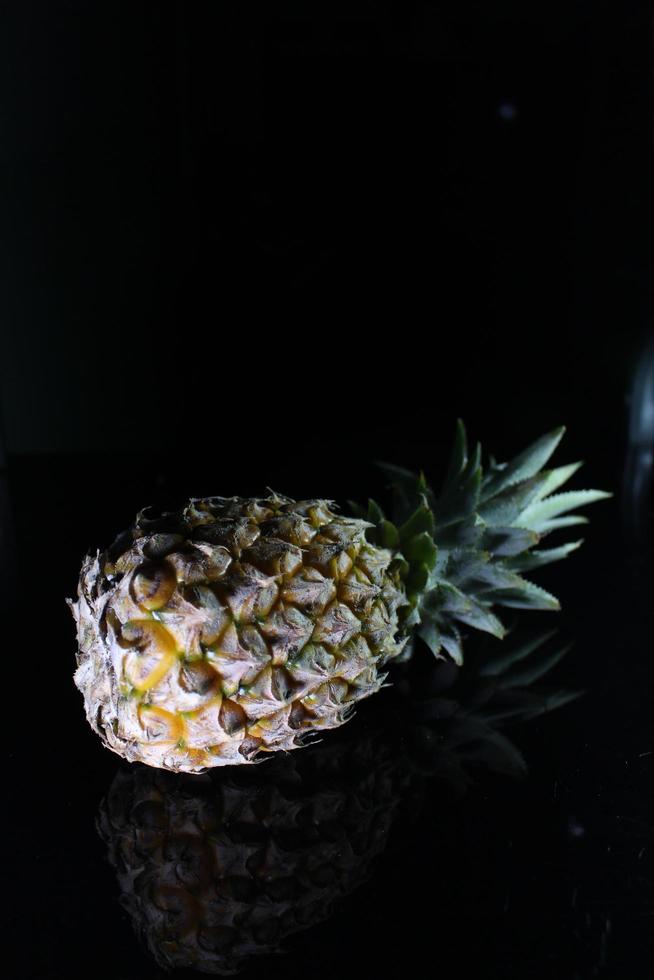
[
  {"x1": 623, "y1": 336, "x2": 654, "y2": 543},
  {"x1": 0, "y1": 399, "x2": 14, "y2": 608}
]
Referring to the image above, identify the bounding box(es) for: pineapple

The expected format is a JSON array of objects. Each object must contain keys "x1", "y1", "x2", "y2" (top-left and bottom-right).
[
  {"x1": 98, "y1": 631, "x2": 577, "y2": 975},
  {"x1": 69, "y1": 423, "x2": 608, "y2": 772}
]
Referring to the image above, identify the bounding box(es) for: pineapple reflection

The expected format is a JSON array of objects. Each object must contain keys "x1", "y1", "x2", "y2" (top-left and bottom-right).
[{"x1": 98, "y1": 631, "x2": 577, "y2": 975}]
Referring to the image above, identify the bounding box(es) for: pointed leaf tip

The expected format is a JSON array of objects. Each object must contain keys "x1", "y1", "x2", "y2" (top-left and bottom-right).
[
  {"x1": 520, "y1": 489, "x2": 611, "y2": 532},
  {"x1": 481, "y1": 427, "x2": 567, "y2": 502},
  {"x1": 443, "y1": 421, "x2": 467, "y2": 479}
]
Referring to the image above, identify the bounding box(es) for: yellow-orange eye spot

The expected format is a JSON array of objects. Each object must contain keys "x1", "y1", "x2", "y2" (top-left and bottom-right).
[
  {"x1": 122, "y1": 620, "x2": 177, "y2": 691},
  {"x1": 131, "y1": 561, "x2": 177, "y2": 611},
  {"x1": 138, "y1": 705, "x2": 184, "y2": 744},
  {"x1": 121, "y1": 619, "x2": 178, "y2": 655}
]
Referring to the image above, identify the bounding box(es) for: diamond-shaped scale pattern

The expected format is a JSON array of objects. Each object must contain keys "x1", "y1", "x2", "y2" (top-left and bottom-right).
[{"x1": 72, "y1": 494, "x2": 407, "y2": 772}]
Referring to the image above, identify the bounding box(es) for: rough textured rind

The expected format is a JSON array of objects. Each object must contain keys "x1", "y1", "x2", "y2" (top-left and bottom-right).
[{"x1": 70, "y1": 495, "x2": 407, "y2": 773}]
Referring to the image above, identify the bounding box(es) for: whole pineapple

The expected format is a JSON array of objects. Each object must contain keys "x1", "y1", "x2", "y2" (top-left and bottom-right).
[
  {"x1": 98, "y1": 631, "x2": 576, "y2": 975},
  {"x1": 70, "y1": 424, "x2": 608, "y2": 772}
]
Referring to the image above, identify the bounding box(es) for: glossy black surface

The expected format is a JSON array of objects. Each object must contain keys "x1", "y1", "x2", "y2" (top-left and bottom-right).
[
  {"x1": 6, "y1": 393, "x2": 654, "y2": 979},
  {"x1": 2, "y1": 4, "x2": 651, "y2": 978}
]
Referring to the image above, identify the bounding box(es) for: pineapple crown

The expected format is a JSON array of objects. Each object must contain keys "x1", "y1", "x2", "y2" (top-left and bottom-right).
[{"x1": 351, "y1": 422, "x2": 610, "y2": 664}]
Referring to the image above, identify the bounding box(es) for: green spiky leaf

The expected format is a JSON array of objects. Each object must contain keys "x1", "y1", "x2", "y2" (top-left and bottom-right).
[
  {"x1": 482, "y1": 426, "x2": 566, "y2": 500},
  {"x1": 363, "y1": 421, "x2": 609, "y2": 668},
  {"x1": 518, "y1": 489, "x2": 612, "y2": 532},
  {"x1": 478, "y1": 472, "x2": 551, "y2": 526},
  {"x1": 439, "y1": 623, "x2": 464, "y2": 665},
  {"x1": 399, "y1": 502, "x2": 435, "y2": 541},
  {"x1": 506, "y1": 540, "x2": 583, "y2": 572},
  {"x1": 417, "y1": 620, "x2": 441, "y2": 658},
  {"x1": 484, "y1": 577, "x2": 561, "y2": 611},
  {"x1": 437, "y1": 582, "x2": 506, "y2": 638},
  {"x1": 378, "y1": 519, "x2": 400, "y2": 549},
  {"x1": 434, "y1": 442, "x2": 482, "y2": 528},
  {"x1": 366, "y1": 499, "x2": 385, "y2": 526},
  {"x1": 403, "y1": 531, "x2": 438, "y2": 570},
  {"x1": 479, "y1": 525, "x2": 540, "y2": 557}
]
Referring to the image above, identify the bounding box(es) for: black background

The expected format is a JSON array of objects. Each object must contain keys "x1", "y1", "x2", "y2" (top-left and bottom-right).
[{"x1": 2, "y1": 3, "x2": 653, "y2": 978}]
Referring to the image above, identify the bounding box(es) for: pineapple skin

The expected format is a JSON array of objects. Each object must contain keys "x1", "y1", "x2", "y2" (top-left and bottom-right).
[{"x1": 70, "y1": 495, "x2": 407, "y2": 773}]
